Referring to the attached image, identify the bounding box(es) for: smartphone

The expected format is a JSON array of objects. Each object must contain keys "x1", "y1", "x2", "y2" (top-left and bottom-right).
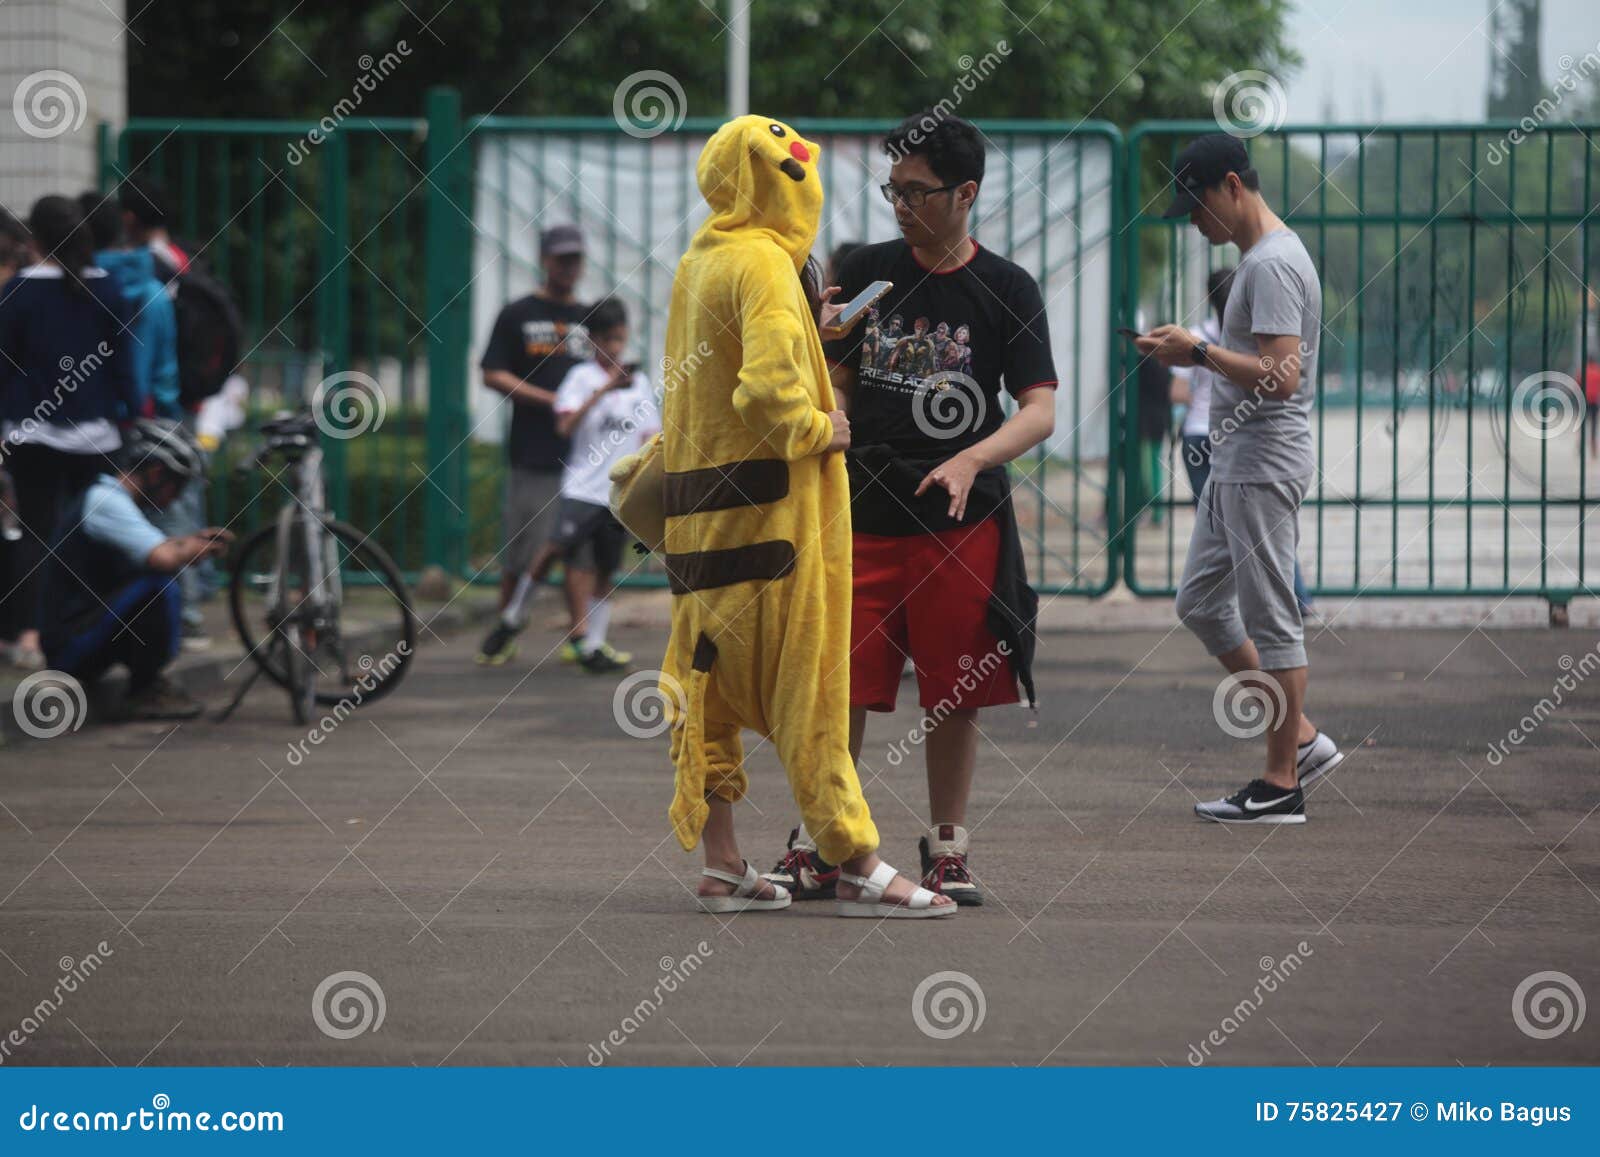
[
  {"x1": 834, "y1": 280, "x2": 894, "y2": 330},
  {"x1": 622, "y1": 362, "x2": 640, "y2": 375},
  {"x1": 1116, "y1": 327, "x2": 1144, "y2": 341}
]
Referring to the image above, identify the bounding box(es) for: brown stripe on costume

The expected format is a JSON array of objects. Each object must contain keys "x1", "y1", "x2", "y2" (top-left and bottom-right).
[
  {"x1": 664, "y1": 540, "x2": 796, "y2": 594},
  {"x1": 661, "y1": 459, "x2": 789, "y2": 517}
]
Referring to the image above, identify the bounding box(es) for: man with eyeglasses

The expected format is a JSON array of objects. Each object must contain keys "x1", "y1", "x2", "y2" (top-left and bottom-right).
[{"x1": 762, "y1": 110, "x2": 1057, "y2": 907}]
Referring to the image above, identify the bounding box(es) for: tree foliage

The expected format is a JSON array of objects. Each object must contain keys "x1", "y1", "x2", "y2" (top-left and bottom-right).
[{"x1": 128, "y1": 0, "x2": 1299, "y2": 125}]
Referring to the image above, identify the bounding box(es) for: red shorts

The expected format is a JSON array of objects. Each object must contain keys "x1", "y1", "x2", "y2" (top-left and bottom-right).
[{"x1": 851, "y1": 516, "x2": 1019, "y2": 712}]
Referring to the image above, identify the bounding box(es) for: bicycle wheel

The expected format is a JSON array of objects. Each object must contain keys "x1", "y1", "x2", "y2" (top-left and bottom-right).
[{"x1": 230, "y1": 518, "x2": 417, "y2": 706}]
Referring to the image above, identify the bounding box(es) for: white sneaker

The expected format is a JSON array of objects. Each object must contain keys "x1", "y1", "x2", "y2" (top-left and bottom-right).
[{"x1": 1297, "y1": 731, "x2": 1343, "y2": 788}]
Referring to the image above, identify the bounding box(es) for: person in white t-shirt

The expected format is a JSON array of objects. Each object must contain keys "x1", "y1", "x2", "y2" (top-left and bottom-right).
[
  {"x1": 476, "y1": 298, "x2": 659, "y2": 673},
  {"x1": 1169, "y1": 267, "x2": 1233, "y2": 501}
]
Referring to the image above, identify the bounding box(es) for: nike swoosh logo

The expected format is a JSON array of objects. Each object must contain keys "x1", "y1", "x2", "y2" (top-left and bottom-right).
[{"x1": 1243, "y1": 795, "x2": 1291, "y2": 811}]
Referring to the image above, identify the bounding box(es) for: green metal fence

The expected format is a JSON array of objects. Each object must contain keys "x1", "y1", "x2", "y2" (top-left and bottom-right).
[
  {"x1": 465, "y1": 116, "x2": 1122, "y2": 594},
  {"x1": 97, "y1": 99, "x2": 1600, "y2": 608},
  {"x1": 101, "y1": 91, "x2": 472, "y2": 579},
  {"x1": 1124, "y1": 121, "x2": 1600, "y2": 608}
]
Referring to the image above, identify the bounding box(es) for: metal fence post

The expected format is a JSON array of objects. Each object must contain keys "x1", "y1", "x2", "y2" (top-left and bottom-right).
[
  {"x1": 95, "y1": 121, "x2": 116, "y2": 192},
  {"x1": 317, "y1": 127, "x2": 352, "y2": 515},
  {"x1": 424, "y1": 86, "x2": 471, "y2": 576}
]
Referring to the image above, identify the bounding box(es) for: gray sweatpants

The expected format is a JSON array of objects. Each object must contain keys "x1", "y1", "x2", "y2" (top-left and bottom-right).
[{"x1": 1175, "y1": 475, "x2": 1309, "y2": 670}]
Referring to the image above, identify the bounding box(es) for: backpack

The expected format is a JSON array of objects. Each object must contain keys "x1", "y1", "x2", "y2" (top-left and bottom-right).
[{"x1": 171, "y1": 263, "x2": 243, "y2": 408}]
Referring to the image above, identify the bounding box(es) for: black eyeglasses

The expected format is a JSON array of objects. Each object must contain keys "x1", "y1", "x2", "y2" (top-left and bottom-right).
[{"x1": 880, "y1": 181, "x2": 962, "y2": 209}]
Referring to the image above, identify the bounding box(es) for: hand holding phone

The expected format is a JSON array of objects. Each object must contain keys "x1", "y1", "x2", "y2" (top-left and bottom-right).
[
  {"x1": 837, "y1": 281, "x2": 893, "y2": 329},
  {"x1": 822, "y1": 280, "x2": 893, "y2": 340}
]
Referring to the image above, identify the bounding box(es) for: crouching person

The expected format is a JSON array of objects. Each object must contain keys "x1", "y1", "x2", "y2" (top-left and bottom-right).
[{"x1": 39, "y1": 419, "x2": 233, "y2": 720}]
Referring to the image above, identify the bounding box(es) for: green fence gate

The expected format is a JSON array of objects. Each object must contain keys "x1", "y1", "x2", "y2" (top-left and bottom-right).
[
  {"x1": 103, "y1": 90, "x2": 473, "y2": 579},
  {"x1": 464, "y1": 116, "x2": 1123, "y2": 595},
  {"x1": 98, "y1": 100, "x2": 1600, "y2": 610},
  {"x1": 1124, "y1": 121, "x2": 1600, "y2": 611}
]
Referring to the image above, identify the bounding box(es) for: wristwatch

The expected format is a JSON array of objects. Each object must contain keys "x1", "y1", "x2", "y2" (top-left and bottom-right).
[{"x1": 1191, "y1": 338, "x2": 1209, "y2": 366}]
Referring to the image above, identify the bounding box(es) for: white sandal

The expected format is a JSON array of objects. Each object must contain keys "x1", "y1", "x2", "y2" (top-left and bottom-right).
[
  {"x1": 836, "y1": 861, "x2": 955, "y2": 919},
  {"x1": 697, "y1": 861, "x2": 792, "y2": 913}
]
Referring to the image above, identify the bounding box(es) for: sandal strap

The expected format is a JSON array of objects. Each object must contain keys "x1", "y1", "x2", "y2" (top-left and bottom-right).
[
  {"x1": 838, "y1": 861, "x2": 899, "y2": 903},
  {"x1": 700, "y1": 860, "x2": 761, "y2": 895}
]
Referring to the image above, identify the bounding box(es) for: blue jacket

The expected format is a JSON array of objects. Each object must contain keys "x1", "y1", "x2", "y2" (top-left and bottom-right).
[
  {"x1": 0, "y1": 266, "x2": 140, "y2": 430},
  {"x1": 95, "y1": 248, "x2": 179, "y2": 417}
]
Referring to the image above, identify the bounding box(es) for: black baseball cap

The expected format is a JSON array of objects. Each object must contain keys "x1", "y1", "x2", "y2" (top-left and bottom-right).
[
  {"x1": 1161, "y1": 133, "x2": 1252, "y2": 219},
  {"x1": 539, "y1": 223, "x2": 585, "y2": 257}
]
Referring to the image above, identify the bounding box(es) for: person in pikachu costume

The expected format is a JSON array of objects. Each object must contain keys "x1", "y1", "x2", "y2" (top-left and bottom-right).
[{"x1": 657, "y1": 114, "x2": 954, "y2": 919}]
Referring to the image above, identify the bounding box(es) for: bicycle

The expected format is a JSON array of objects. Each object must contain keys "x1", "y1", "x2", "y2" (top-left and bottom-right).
[{"x1": 221, "y1": 405, "x2": 417, "y2": 724}]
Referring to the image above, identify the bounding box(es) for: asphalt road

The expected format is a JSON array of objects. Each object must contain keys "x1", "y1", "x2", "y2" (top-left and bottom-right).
[{"x1": 1, "y1": 617, "x2": 1597, "y2": 1067}]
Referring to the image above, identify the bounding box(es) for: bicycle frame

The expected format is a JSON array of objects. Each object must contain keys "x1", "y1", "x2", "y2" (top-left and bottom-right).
[{"x1": 267, "y1": 444, "x2": 342, "y2": 629}]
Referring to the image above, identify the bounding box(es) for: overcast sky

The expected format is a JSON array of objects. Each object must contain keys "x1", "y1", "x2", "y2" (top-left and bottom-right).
[{"x1": 1283, "y1": 0, "x2": 1600, "y2": 122}]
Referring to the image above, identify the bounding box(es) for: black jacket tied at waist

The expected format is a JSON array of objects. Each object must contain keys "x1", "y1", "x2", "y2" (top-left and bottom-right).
[{"x1": 845, "y1": 443, "x2": 1039, "y2": 709}]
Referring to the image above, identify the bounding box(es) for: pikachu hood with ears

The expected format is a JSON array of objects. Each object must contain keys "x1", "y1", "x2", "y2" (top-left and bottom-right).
[
  {"x1": 694, "y1": 114, "x2": 822, "y2": 271},
  {"x1": 656, "y1": 114, "x2": 879, "y2": 867}
]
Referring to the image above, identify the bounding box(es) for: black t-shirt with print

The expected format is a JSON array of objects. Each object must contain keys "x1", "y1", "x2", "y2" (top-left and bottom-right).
[
  {"x1": 479, "y1": 293, "x2": 589, "y2": 471},
  {"x1": 823, "y1": 240, "x2": 1057, "y2": 534}
]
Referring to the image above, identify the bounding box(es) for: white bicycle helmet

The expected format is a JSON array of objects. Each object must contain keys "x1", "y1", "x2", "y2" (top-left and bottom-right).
[{"x1": 122, "y1": 417, "x2": 203, "y2": 480}]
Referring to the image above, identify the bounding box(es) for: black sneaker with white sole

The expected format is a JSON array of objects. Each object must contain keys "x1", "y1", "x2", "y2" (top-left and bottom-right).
[
  {"x1": 1296, "y1": 731, "x2": 1343, "y2": 788},
  {"x1": 1194, "y1": 779, "x2": 1306, "y2": 824},
  {"x1": 918, "y1": 825, "x2": 983, "y2": 906}
]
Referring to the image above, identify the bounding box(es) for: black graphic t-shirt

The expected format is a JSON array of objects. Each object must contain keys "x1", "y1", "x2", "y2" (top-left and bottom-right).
[
  {"x1": 480, "y1": 294, "x2": 590, "y2": 471},
  {"x1": 823, "y1": 240, "x2": 1057, "y2": 534}
]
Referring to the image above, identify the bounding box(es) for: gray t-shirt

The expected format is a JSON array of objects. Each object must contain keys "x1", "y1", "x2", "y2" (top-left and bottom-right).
[{"x1": 1208, "y1": 228, "x2": 1320, "y2": 482}]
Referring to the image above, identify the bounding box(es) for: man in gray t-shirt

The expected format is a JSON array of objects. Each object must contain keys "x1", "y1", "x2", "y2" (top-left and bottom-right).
[
  {"x1": 1210, "y1": 227, "x2": 1320, "y2": 482},
  {"x1": 1137, "y1": 132, "x2": 1343, "y2": 826}
]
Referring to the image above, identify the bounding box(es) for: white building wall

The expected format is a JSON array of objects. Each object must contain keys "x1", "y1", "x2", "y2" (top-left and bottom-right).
[{"x1": 0, "y1": 0, "x2": 126, "y2": 213}]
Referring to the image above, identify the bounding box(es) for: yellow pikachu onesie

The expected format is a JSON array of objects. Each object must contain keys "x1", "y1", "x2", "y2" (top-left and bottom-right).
[{"x1": 660, "y1": 115, "x2": 878, "y2": 867}]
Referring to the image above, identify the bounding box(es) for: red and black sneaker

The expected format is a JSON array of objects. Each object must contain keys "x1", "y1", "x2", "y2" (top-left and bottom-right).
[
  {"x1": 760, "y1": 825, "x2": 839, "y2": 900},
  {"x1": 918, "y1": 824, "x2": 983, "y2": 906}
]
